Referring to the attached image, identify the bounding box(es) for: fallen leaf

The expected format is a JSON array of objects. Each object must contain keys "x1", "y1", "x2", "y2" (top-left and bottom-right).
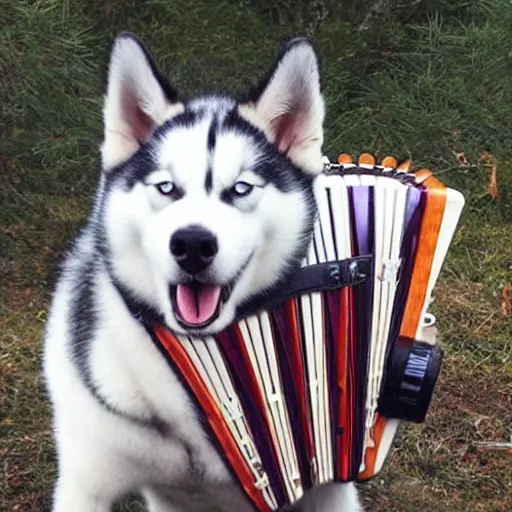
[
  {"x1": 502, "y1": 285, "x2": 512, "y2": 316},
  {"x1": 489, "y1": 165, "x2": 498, "y2": 199},
  {"x1": 8, "y1": 475, "x2": 23, "y2": 488},
  {"x1": 455, "y1": 152, "x2": 468, "y2": 167}
]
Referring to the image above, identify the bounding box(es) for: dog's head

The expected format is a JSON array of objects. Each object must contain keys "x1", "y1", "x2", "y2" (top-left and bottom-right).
[{"x1": 99, "y1": 33, "x2": 324, "y2": 335}]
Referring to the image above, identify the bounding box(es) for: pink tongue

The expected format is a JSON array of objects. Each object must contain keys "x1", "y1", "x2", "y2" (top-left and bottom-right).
[{"x1": 176, "y1": 284, "x2": 222, "y2": 326}]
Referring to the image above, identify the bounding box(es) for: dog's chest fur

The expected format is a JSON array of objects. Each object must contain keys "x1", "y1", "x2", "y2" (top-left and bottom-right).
[{"x1": 45, "y1": 249, "x2": 232, "y2": 487}]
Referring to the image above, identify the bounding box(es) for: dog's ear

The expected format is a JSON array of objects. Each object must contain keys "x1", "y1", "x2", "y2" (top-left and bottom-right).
[
  {"x1": 239, "y1": 38, "x2": 325, "y2": 174},
  {"x1": 101, "y1": 33, "x2": 184, "y2": 171}
]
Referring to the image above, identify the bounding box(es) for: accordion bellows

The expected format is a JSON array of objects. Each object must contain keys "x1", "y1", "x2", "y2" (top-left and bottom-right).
[{"x1": 152, "y1": 154, "x2": 465, "y2": 511}]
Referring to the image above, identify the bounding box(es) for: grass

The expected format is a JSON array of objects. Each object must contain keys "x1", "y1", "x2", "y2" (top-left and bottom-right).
[{"x1": 1, "y1": 0, "x2": 511, "y2": 510}]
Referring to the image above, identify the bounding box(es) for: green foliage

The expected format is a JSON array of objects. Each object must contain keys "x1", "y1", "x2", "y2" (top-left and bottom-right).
[
  {"x1": 393, "y1": 0, "x2": 496, "y2": 23},
  {"x1": 243, "y1": 0, "x2": 498, "y2": 27},
  {"x1": 1, "y1": 0, "x2": 511, "y2": 510}
]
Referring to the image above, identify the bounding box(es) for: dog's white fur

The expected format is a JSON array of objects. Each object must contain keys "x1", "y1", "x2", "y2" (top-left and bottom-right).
[
  {"x1": 101, "y1": 36, "x2": 185, "y2": 171},
  {"x1": 44, "y1": 34, "x2": 363, "y2": 511},
  {"x1": 237, "y1": 42, "x2": 325, "y2": 174}
]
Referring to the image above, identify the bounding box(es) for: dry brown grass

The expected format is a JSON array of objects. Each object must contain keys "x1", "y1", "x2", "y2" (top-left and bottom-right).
[{"x1": 1, "y1": 0, "x2": 511, "y2": 510}]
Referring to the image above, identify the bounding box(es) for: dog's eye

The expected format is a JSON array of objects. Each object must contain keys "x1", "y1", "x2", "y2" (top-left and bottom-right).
[
  {"x1": 232, "y1": 181, "x2": 253, "y2": 197},
  {"x1": 156, "y1": 181, "x2": 174, "y2": 195}
]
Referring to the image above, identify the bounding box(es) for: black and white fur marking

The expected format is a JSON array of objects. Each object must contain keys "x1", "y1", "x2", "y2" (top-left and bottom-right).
[{"x1": 43, "y1": 33, "x2": 362, "y2": 511}]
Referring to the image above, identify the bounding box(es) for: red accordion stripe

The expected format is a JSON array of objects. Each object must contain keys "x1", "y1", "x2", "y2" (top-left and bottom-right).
[
  {"x1": 153, "y1": 326, "x2": 272, "y2": 512},
  {"x1": 335, "y1": 286, "x2": 352, "y2": 481}
]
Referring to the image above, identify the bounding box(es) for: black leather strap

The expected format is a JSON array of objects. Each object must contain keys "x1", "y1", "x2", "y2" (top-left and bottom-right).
[{"x1": 236, "y1": 255, "x2": 373, "y2": 320}]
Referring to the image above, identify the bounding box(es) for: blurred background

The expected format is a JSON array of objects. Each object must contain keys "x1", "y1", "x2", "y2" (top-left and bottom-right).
[{"x1": 1, "y1": 0, "x2": 511, "y2": 510}]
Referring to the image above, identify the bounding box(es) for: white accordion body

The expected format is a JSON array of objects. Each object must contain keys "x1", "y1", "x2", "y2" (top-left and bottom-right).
[{"x1": 152, "y1": 155, "x2": 465, "y2": 511}]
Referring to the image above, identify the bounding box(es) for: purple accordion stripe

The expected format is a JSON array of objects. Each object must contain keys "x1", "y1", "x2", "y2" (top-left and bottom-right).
[
  {"x1": 324, "y1": 289, "x2": 342, "y2": 471},
  {"x1": 352, "y1": 186, "x2": 372, "y2": 256},
  {"x1": 385, "y1": 186, "x2": 426, "y2": 365},
  {"x1": 348, "y1": 186, "x2": 374, "y2": 478},
  {"x1": 216, "y1": 330, "x2": 288, "y2": 507}
]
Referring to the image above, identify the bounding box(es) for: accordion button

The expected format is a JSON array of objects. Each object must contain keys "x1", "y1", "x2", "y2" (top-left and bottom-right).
[
  {"x1": 415, "y1": 168, "x2": 433, "y2": 183},
  {"x1": 358, "y1": 152, "x2": 376, "y2": 165},
  {"x1": 397, "y1": 159, "x2": 413, "y2": 172},
  {"x1": 337, "y1": 153, "x2": 353, "y2": 164},
  {"x1": 381, "y1": 156, "x2": 398, "y2": 169}
]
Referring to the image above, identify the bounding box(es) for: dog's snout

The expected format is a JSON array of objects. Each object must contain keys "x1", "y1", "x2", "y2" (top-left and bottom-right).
[{"x1": 170, "y1": 225, "x2": 218, "y2": 274}]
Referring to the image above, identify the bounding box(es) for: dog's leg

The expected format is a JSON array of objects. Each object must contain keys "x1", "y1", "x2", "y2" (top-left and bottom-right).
[
  {"x1": 320, "y1": 482, "x2": 363, "y2": 512},
  {"x1": 52, "y1": 476, "x2": 114, "y2": 512},
  {"x1": 51, "y1": 430, "x2": 133, "y2": 512},
  {"x1": 283, "y1": 482, "x2": 363, "y2": 512},
  {"x1": 143, "y1": 483, "x2": 255, "y2": 512}
]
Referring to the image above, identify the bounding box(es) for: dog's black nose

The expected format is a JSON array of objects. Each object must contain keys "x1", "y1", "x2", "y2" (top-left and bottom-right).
[{"x1": 170, "y1": 225, "x2": 218, "y2": 274}]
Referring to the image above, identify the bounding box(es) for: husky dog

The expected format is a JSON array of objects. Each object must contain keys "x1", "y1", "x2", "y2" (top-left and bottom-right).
[{"x1": 43, "y1": 33, "x2": 362, "y2": 511}]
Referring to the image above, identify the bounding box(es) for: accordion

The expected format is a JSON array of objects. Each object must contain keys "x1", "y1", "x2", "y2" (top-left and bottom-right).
[{"x1": 151, "y1": 154, "x2": 465, "y2": 511}]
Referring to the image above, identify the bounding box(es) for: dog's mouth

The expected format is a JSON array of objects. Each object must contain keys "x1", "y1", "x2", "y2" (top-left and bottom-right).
[{"x1": 170, "y1": 281, "x2": 233, "y2": 330}]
